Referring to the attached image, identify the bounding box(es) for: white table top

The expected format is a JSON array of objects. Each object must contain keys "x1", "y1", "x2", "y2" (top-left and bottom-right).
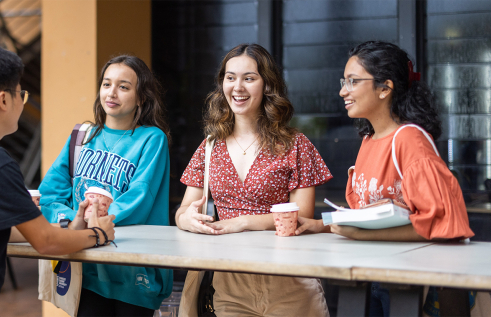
[
  {"x1": 7, "y1": 225, "x2": 491, "y2": 290},
  {"x1": 354, "y1": 241, "x2": 491, "y2": 289}
]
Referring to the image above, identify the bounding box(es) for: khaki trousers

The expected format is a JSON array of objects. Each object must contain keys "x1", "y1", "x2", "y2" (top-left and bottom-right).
[{"x1": 213, "y1": 272, "x2": 329, "y2": 317}]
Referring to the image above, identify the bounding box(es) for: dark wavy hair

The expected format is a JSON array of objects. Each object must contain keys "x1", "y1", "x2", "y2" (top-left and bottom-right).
[
  {"x1": 85, "y1": 55, "x2": 171, "y2": 145},
  {"x1": 349, "y1": 41, "x2": 441, "y2": 140},
  {"x1": 204, "y1": 43, "x2": 297, "y2": 154}
]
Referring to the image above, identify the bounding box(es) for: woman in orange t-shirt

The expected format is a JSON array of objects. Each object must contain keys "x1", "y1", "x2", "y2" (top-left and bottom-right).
[
  {"x1": 296, "y1": 41, "x2": 474, "y2": 241},
  {"x1": 295, "y1": 40, "x2": 475, "y2": 317}
]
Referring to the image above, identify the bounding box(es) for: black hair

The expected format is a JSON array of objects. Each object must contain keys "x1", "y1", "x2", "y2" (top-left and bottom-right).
[
  {"x1": 349, "y1": 41, "x2": 441, "y2": 140},
  {"x1": 0, "y1": 48, "x2": 24, "y2": 92},
  {"x1": 85, "y1": 55, "x2": 171, "y2": 145}
]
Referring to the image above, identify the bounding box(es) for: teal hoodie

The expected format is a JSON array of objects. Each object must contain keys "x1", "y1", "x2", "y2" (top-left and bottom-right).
[{"x1": 39, "y1": 125, "x2": 172, "y2": 310}]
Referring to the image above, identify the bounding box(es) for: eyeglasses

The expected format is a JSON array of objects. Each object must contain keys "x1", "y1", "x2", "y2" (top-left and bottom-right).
[
  {"x1": 340, "y1": 78, "x2": 375, "y2": 92},
  {"x1": 5, "y1": 89, "x2": 29, "y2": 104}
]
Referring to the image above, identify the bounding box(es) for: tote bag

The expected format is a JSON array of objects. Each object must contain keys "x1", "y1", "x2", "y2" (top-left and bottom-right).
[
  {"x1": 37, "y1": 124, "x2": 91, "y2": 317},
  {"x1": 38, "y1": 260, "x2": 83, "y2": 317}
]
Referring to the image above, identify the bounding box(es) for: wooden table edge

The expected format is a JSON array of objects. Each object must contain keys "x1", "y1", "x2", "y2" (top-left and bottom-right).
[
  {"x1": 7, "y1": 244, "x2": 352, "y2": 280},
  {"x1": 352, "y1": 267, "x2": 491, "y2": 290}
]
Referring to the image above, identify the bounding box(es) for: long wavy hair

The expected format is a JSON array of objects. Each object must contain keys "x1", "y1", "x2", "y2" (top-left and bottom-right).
[
  {"x1": 204, "y1": 43, "x2": 297, "y2": 154},
  {"x1": 85, "y1": 55, "x2": 171, "y2": 145},
  {"x1": 349, "y1": 41, "x2": 441, "y2": 140}
]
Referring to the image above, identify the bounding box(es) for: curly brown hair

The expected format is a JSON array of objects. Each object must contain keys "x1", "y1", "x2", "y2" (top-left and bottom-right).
[
  {"x1": 204, "y1": 43, "x2": 296, "y2": 155},
  {"x1": 85, "y1": 55, "x2": 171, "y2": 145}
]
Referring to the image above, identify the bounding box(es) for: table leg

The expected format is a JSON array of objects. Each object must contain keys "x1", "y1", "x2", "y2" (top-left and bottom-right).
[
  {"x1": 6, "y1": 257, "x2": 18, "y2": 289},
  {"x1": 336, "y1": 282, "x2": 370, "y2": 317},
  {"x1": 437, "y1": 288, "x2": 470, "y2": 317},
  {"x1": 385, "y1": 284, "x2": 423, "y2": 317}
]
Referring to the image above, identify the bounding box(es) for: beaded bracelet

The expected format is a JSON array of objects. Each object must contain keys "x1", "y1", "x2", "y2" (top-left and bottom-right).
[{"x1": 92, "y1": 226, "x2": 118, "y2": 247}]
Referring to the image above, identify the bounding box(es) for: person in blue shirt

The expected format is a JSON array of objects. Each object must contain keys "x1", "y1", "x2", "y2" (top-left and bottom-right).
[{"x1": 39, "y1": 55, "x2": 172, "y2": 317}]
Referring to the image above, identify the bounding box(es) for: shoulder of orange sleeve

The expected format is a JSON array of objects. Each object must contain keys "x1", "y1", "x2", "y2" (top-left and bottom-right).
[{"x1": 394, "y1": 125, "x2": 441, "y2": 171}]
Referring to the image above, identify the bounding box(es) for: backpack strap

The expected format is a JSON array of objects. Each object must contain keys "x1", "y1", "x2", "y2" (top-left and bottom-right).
[
  {"x1": 391, "y1": 124, "x2": 439, "y2": 179},
  {"x1": 69, "y1": 123, "x2": 92, "y2": 179},
  {"x1": 348, "y1": 165, "x2": 355, "y2": 176}
]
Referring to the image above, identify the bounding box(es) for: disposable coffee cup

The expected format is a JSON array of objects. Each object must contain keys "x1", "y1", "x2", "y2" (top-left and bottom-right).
[
  {"x1": 271, "y1": 202, "x2": 299, "y2": 237},
  {"x1": 28, "y1": 190, "x2": 41, "y2": 207},
  {"x1": 84, "y1": 187, "x2": 113, "y2": 222}
]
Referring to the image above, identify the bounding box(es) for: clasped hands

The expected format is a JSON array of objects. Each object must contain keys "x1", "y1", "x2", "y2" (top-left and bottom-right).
[
  {"x1": 179, "y1": 197, "x2": 358, "y2": 238},
  {"x1": 179, "y1": 196, "x2": 246, "y2": 235},
  {"x1": 70, "y1": 198, "x2": 116, "y2": 244}
]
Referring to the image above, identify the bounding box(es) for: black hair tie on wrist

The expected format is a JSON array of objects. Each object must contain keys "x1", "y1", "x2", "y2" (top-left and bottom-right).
[
  {"x1": 88, "y1": 227, "x2": 101, "y2": 248},
  {"x1": 92, "y1": 226, "x2": 117, "y2": 247}
]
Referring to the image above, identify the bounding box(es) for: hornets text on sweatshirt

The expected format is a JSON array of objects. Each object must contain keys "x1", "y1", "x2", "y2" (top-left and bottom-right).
[{"x1": 39, "y1": 125, "x2": 172, "y2": 310}]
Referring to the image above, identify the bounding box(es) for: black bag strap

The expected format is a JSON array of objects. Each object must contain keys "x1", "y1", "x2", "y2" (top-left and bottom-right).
[
  {"x1": 69, "y1": 124, "x2": 82, "y2": 178},
  {"x1": 68, "y1": 123, "x2": 91, "y2": 179},
  {"x1": 197, "y1": 271, "x2": 215, "y2": 316}
]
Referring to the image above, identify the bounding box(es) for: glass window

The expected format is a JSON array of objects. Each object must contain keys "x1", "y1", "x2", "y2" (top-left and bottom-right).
[
  {"x1": 426, "y1": 0, "x2": 491, "y2": 207},
  {"x1": 282, "y1": 0, "x2": 398, "y2": 203}
]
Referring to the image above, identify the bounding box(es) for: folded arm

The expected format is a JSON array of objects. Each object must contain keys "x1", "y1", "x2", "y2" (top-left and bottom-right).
[
  {"x1": 203, "y1": 186, "x2": 317, "y2": 235},
  {"x1": 330, "y1": 223, "x2": 428, "y2": 241}
]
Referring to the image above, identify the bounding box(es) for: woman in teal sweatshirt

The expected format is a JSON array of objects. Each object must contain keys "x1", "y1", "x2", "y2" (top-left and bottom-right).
[{"x1": 39, "y1": 55, "x2": 172, "y2": 316}]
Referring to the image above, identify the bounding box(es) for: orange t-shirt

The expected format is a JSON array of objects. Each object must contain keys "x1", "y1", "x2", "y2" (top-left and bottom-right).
[{"x1": 346, "y1": 125, "x2": 474, "y2": 240}]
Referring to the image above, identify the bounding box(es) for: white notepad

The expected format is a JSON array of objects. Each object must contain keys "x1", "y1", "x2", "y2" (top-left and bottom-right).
[{"x1": 321, "y1": 198, "x2": 412, "y2": 229}]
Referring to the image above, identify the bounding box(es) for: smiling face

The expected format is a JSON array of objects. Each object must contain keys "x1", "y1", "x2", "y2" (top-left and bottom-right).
[
  {"x1": 340, "y1": 56, "x2": 388, "y2": 121},
  {"x1": 223, "y1": 55, "x2": 264, "y2": 118},
  {"x1": 100, "y1": 63, "x2": 139, "y2": 129}
]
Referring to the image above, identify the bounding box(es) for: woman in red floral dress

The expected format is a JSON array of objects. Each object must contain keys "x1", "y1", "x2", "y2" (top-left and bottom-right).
[{"x1": 176, "y1": 44, "x2": 333, "y2": 316}]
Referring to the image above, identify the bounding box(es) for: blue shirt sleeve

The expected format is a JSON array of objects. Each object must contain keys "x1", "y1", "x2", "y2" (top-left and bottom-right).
[{"x1": 39, "y1": 137, "x2": 74, "y2": 223}]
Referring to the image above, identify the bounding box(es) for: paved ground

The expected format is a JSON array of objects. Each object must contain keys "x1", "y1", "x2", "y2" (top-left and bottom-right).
[{"x1": 0, "y1": 257, "x2": 41, "y2": 317}]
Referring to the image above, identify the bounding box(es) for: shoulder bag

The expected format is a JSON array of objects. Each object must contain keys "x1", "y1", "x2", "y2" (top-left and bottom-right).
[{"x1": 179, "y1": 136, "x2": 216, "y2": 317}]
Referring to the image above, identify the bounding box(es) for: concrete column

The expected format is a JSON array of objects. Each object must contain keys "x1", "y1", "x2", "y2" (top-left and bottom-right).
[
  {"x1": 41, "y1": 0, "x2": 151, "y2": 175},
  {"x1": 41, "y1": 0, "x2": 151, "y2": 315}
]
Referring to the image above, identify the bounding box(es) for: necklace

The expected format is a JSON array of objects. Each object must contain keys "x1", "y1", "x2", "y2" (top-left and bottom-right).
[
  {"x1": 233, "y1": 134, "x2": 258, "y2": 155},
  {"x1": 102, "y1": 129, "x2": 129, "y2": 152}
]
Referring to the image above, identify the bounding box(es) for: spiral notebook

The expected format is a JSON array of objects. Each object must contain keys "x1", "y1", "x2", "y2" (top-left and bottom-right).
[{"x1": 321, "y1": 198, "x2": 412, "y2": 229}]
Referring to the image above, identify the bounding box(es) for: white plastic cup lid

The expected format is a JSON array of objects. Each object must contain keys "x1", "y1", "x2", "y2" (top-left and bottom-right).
[
  {"x1": 84, "y1": 187, "x2": 113, "y2": 200},
  {"x1": 28, "y1": 190, "x2": 41, "y2": 197},
  {"x1": 270, "y1": 202, "x2": 299, "y2": 212}
]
